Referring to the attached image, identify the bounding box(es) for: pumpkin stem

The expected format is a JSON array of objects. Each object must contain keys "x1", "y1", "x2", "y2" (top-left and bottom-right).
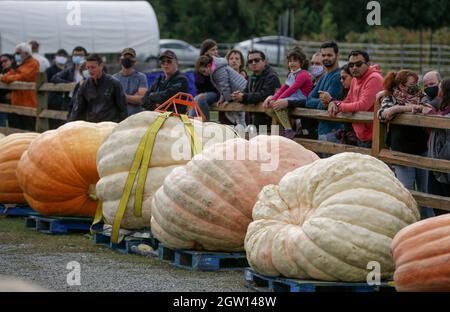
[{"x1": 88, "y1": 184, "x2": 98, "y2": 201}]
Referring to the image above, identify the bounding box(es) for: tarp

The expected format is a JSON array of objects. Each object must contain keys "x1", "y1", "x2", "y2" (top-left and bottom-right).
[{"x1": 0, "y1": 0, "x2": 159, "y2": 58}]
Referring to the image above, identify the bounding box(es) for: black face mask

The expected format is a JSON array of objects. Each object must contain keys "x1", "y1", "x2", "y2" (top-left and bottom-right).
[
  {"x1": 407, "y1": 85, "x2": 419, "y2": 95},
  {"x1": 121, "y1": 58, "x2": 135, "y2": 69},
  {"x1": 424, "y1": 85, "x2": 439, "y2": 99}
]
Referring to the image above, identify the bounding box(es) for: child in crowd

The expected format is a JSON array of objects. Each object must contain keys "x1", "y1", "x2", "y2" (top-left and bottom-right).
[{"x1": 263, "y1": 48, "x2": 313, "y2": 139}]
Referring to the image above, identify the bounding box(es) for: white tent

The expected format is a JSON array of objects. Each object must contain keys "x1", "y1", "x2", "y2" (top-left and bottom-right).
[{"x1": 0, "y1": 0, "x2": 159, "y2": 58}]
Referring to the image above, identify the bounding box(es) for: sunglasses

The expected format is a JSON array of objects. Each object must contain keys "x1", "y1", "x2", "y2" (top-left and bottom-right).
[
  {"x1": 160, "y1": 59, "x2": 173, "y2": 65},
  {"x1": 247, "y1": 58, "x2": 262, "y2": 65},
  {"x1": 348, "y1": 61, "x2": 366, "y2": 69}
]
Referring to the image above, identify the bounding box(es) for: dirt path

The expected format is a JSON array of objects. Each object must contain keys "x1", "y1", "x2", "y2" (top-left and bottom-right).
[{"x1": 0, "y1": 218, "x2": 250, "y2": 292}]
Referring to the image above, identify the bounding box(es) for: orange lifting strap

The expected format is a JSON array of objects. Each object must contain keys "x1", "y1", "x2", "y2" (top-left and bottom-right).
[{"x1": 155, "y1": 92, "x2": 207, "y2": 121}]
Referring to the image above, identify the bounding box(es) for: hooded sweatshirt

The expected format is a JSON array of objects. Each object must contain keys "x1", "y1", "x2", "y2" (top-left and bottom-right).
[{"x1": 336, "y1": 65, "x2": 383, "y2": 142}]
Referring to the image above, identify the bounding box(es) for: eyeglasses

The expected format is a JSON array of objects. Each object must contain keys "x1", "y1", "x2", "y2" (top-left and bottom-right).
[
  {"x1": 348, "y1": 61, "x2": 366, "y2": 69},
  {"x1": 247, "y1": 58, "x2": 262, "y2": 65},
  {"x1": 160, "y1": 59, "x2": 173, "y2": 65}
]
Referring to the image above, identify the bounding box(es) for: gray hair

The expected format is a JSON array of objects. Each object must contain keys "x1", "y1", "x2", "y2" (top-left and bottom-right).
[
  {"x1": 423, "y1": 70, "x2": 442, "y2": 83},
  {"x1": 15, "y1": 42, "x2": 32, "y2": 55}
]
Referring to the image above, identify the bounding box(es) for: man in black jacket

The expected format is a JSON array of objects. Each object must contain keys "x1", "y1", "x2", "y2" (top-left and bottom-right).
[
  {"x1": 51, "y1": 46, "x2": 88, "y2": 84},
  {"x1": 68, "y1": 54, "x2": 127, "y2": 123},
  {"x1": 142, "y1": 50, "x2": 189, "y2": 113},
  {"x1": 231, "y1": 50, "x2": 281, "y2": 127}
]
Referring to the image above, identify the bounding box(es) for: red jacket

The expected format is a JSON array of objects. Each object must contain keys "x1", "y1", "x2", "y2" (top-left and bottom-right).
[
  {"x1": 337, "y1": 65, "x2": 383, "y2": 142},
  {"x1": 1, "y1": 57, "x2": 39, "y2": 108}
]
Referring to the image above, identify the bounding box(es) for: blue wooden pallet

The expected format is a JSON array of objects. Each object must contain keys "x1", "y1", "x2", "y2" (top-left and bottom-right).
[
  {"x1": 93, "y1": 231, "x2": 159, "y2": 254},
  {"x1": 0, "y1": 204, "x2": 35, "y2": 217},
  {"x1": 25, "y1": 215, "x2": 100, "y2": 234},
  {"x1": 244, "y1": 268, "x2": 396, "y2": 293},
  {"x1": 158, "y1": 244, "x2": 248, "y2": 271}
]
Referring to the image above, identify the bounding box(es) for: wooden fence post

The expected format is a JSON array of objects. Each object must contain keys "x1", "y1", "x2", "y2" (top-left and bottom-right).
[
  {"x1": 35, "y1": 72, "x2": 48, "y2": 132},
  {"x1": 371, "y1": 98, "x2": 386, "y2": 157}
]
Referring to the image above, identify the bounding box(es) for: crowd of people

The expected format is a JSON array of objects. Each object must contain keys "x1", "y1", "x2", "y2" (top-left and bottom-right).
[{"x1": 0, "y1": 39, "x2": 448, "y2": 218}]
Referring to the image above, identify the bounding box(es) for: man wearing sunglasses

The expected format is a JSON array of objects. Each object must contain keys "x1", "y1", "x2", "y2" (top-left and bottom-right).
[
  {"x1": 231, "y1": 50, "x2": 281, "y2": 127},
  {"x1": 142, "y1": 50, "x2": 189, "y2": 112},
  {"x1": 328, "y1": 50, "x2": 383, "y2": 148}
]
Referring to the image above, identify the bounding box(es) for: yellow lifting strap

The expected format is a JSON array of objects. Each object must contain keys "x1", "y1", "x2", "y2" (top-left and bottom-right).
[
  {"x1": 90, "y1": 200, "x2": 104, "y2": 235},
  {"x1": 110, "y1": 111, "x2": 172, "y2": 244},
  {"x1": 180, "y1": 114, "x2": 202, "y2": 156}
]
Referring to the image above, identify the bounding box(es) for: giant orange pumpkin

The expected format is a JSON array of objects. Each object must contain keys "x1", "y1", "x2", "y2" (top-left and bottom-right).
[
  {"x1": 16, "y1": 121, "x2": 116, "y2": 216},
  {"x1": 0, "y1": 133, "x2": 39, "y2": 204},
  {"x1": 392, "y1": 214, "x2": 450, "y2": 292}
]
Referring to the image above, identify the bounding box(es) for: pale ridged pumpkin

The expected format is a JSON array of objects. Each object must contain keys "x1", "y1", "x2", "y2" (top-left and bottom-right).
[
  {"x1": 392, "y1": 214, "x2": 450, "y2": 292},
  {"x1": 16, "y1": 121, "x2": 116, "y2": 216},
  {"x1": 0, "y1": 133, "x2": 39, "y2": 204},
  {"x1": 151, "y1": 135, "x2": 319, "y2": 252},
  {"x1": 96, "y1": 111, "x2": 237, "y2": 230},
  {"x1": 0, "y1": 133, "x2": 5, "y2": 139},
  {"x1": 245, "y1": 152, "x2": 420, "y2": 282}
]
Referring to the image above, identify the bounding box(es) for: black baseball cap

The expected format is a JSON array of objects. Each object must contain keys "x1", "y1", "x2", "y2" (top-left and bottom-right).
[{"x1": 159, "y1": 50, "x2": 177, "y2": 60}]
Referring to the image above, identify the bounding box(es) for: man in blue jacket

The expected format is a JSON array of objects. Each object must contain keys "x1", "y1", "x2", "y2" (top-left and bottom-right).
[{"x1": 305, "y1": 41, "x2": 345, "y2": 142}]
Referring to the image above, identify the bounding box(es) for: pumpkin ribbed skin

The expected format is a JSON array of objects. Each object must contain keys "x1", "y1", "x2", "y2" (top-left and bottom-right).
[
  {"x1": 245, "y1": 152, "x2": 420, "y2": 282},
  {"x1": 392, "y1": 214, "x2": 450, "y2": 292},
  {"x1": 0, "y1": 133, "x2": 5, "y2": 139},
  {"x1": 0, "y1": 133, "x2": 39, "y2": 204},
  {"x1": 96, "y1": 111, "x2": 237, "y2": 230},
  {"x1": 151, "y1": 135, "x2": 319, "y2": 252},
  {"x1": 16, "y1": 121, "x2": 116, "y2": 216}
]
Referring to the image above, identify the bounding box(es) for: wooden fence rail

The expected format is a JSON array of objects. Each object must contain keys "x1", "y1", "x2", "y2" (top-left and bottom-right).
[{"x1": 0, "y1": 81, "x2": 449, "y2": 211}]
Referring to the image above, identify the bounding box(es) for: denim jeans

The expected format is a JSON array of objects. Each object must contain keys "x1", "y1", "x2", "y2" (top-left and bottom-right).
[
  {"x1": 189, "y1": 92, "x2": 218, "y2": 121},
  {"x1": 393, "y1": 153, "x2": 435, "y2": 219},
  {"x1": 0, "y1": 113, "x2": 7, "y2": 127}
]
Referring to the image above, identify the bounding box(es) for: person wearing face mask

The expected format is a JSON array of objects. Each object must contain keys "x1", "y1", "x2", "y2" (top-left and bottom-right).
[
  {"x1": 51, "y1": 46, "x2": 88, "y2": 84},
  {"x1": 421, "y1": 70, "x2": 442, "y2": 110},
  {"x1": 0, "y1": 42, "x2": 39, "y2": 131},
  {"x1": 310, "y1": 52, "x2": 325, "y2": 85},
  {"x1": 45, "y1": 49, "x2": 69, "y2": 129},
  {"x1": 377, "y1": 70, "x2": 435, "y2": 219},
  {"x1": 112, "y1": 48, "x2": 148, "y2": 116}
]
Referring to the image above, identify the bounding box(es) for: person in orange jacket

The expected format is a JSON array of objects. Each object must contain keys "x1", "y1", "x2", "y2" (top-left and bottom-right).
[{"x1": 0, "y1": 42, "x2": 39, "y2": 130}]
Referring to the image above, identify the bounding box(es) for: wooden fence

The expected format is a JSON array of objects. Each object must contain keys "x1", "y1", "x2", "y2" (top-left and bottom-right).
[{"x1": 0, "y1": 81, "x2": 449, "y2": 211}]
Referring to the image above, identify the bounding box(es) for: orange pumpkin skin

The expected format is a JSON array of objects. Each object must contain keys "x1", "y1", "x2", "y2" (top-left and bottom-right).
[
  {"x1": 0, "y1": 133, "x2": 39, "y2": 204},
  {"x1": 392, "y1": 214, "x2": 450, "y2": 292},
  {"x1": 16, "y1": 121, "x2": 116, "y2": 217}
]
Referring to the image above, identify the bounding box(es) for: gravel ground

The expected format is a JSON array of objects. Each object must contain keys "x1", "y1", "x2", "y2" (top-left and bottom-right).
[{"x1": 0, "y1": 218, "x2": 251, "y2": 292}]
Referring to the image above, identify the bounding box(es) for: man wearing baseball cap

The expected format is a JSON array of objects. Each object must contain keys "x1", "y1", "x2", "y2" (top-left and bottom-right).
[
  {"x1": 113, "y1": 47, "x2": 148, "y2": 116},
  {"x1": 142, "y1": 50, "x2": 189, "y2": 112}
]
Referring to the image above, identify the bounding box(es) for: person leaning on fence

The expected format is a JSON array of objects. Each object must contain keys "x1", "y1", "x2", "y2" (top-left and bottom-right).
[
  {"x1": 305, "y1": 41, "x2": 346, "y2": 143},
  {"x1": 225, "y1": 49, "x2": 248, "y2": 131},
  {"x1": 113, "y1": 48, "x2": 148, "y2": 116},
  {"x1": 67, "y1": 54, "x2": 127, "y2": 123},
  {"x1": 231, "y1": 50, "x2": 281, "y2": 129},
  {"x1": 29, "y1": 40, "x2": 50, "y2": 73},
  {"x1": 421, "y1": 70, "x2": 442, "y2": 110},
  {"x1": 328, "y1": 50, "x2": 383, "y2": 148},
  {"x1": 0, "y1": 53, "x2": 17, "y2": 127},
  {"x1": 424, "y1": 78, "x2": 450, "y2": 200},
  {"x1": 46, "y1": 49, "x2": 70, "y2": 129},
  {"x1": 0, "y1": 42, "x2": 39, "y2": 131},
  {"x1": 67, "y1": 62, "x2": 89, "y2": 118},
  {"x1": 141, "y1": 50, "x2": 189, "y2": 113},
  {"x1": 377, "y1": 69, "x2": 435, "y2": 219},
  {"x1": 263, "y1": 47, "x2": 313, "y2": 140},
  {"x1": 195, "y1": 54, "x2": 248, "y2": 128}
]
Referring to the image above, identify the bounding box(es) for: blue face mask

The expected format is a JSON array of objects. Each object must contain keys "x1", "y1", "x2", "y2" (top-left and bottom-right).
[
  {"x1": 72, "y1": 55, "x2": 85, "y2": 65},
  {"x1": 14, "y1": 53, "x2": 22, "y2": 65}
]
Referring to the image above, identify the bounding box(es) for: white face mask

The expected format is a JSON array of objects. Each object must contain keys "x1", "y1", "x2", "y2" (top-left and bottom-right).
[
  {"x1": 55, "y1": 56, "x2": 67, "y2": 65},
  {"x1": 310, "y1": 65, "x2": 325, "y2": 78},
  {"x1": 82, "y1": 70, "x2": 90, "y2": 79}
]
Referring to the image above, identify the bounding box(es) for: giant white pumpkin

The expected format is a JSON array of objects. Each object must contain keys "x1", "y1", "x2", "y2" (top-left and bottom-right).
[
  {"x1": 151, "y1": 135, "x2": 319, "y2": 251},
  {"x1": 245, "y1": 152, "x2": 420, "y2": 282},
  {"x1": 96, "y1": 111, "x2": 237, "y2": 230}
]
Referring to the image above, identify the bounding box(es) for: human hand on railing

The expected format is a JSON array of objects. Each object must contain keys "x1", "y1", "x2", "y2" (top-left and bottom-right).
[
  {"x1": 231, "y1": 91, "x2": 243, "y2": 102},
  {"x1": 328, "y1": 102, "x2": 339, "y2": 117},
  {"x1": 318, "y1": 91, "x2": 332, "y2": 107},
  {"x1": 263, "y1": 96, "x2": 273, "y2": 109},
  {"x1": 272, "y1": 100, "x2": 288, "y2": 111}
]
